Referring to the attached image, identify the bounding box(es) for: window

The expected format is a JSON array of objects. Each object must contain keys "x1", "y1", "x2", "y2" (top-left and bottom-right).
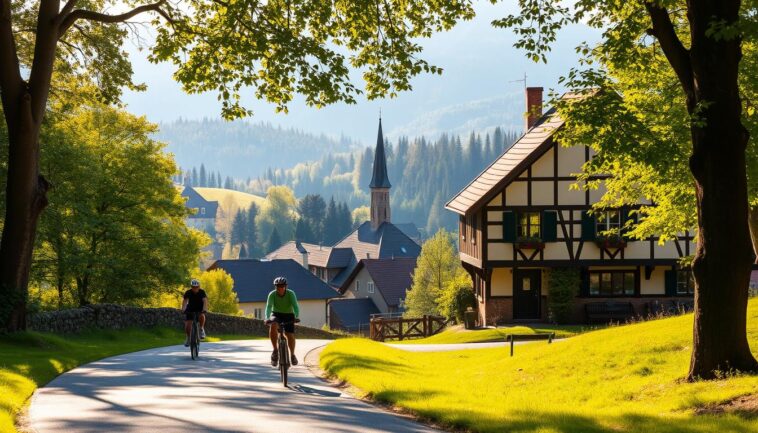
[
  {"x1": 368, "y1": 281, "x2": 375, "y2": 293},
  {"x1": 589, "y1": 270, "x2": 636, "y2": 296},
  {"x1": 596, "y1": 210, "x2": 621, "y2": 235},
  {"x1": 517, "y1": 212, "x2": 541, "y2": 239},
  {"x1": 355, "y1": 280, "x2": 360, "y2": 293},
  {"x1": 254, "y1": 308, "x2": 263, "y2": 319},
  {"x1": 200, "y1": 207, "x2": 206, "y2": 215},
  {"x1": 677, "y1": 270, "x2": 695, "y2": 295}
]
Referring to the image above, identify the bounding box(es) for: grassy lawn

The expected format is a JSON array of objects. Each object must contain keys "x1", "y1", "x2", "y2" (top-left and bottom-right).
[
  {"x1": 0, "y1": 327, "x2": 263, "y2": 433},
  {"x1": 321, "y1": 299, "x2": 758, "y2": 433},
  {"x1": 396, "y1": 323, "x2": 600, "y2": 344}
]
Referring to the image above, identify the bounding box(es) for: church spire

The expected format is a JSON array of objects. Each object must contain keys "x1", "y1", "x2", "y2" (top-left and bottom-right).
[
  {"x1": 370, "y1": 117, "x2": 391, "y2": 229},
  {"x1": 369, "y1": 117, "x2": 391, "y2": 188}
]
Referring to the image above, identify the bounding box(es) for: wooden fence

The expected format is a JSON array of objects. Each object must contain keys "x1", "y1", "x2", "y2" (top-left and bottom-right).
[{"x1": 369, "y1": 315, "x2": 452, "y2": 341}]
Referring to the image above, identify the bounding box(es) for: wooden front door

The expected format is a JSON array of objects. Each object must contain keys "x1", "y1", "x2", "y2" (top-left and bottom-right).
[{"x1": 514, "y1": 269, "x2": 541, "y2": 320}]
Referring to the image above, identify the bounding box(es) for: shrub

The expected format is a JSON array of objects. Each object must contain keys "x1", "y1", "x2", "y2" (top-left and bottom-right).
[{"x1": 547, "y1": 268, "x2": 580, "y2": 324}]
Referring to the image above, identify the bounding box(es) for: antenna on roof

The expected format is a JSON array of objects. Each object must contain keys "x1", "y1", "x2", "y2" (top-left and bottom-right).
[{"x1": 510, "y1": 72, "x2": 527, "y2": 90}]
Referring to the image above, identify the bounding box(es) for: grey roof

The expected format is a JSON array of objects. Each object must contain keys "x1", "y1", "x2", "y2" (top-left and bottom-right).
[
  {"x1": 207, "y1": 259, "x2": 338, "y2": 303},
  {"x1": 334, "y1": 221, "x2": 421, "y2": 261},
  {"x1": 394, "y1": 223, "x2": 421, "y2": 242},
  {"x1": 369, "y1": 118, "x2": 391, "y2": 189},
  {"x1": 329, "y1": 298, "x2": 379, "y2": 331},
  {"x1": 181, "y1": 186, "x2": 219, "y2": 219}
]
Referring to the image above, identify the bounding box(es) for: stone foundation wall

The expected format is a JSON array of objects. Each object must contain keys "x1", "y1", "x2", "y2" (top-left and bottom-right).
[{"x1": 28, "y1": 304, "x2": 336, "y2": 339}]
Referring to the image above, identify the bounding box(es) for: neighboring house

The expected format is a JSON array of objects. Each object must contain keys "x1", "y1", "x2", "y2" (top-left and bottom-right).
[
  {"x1": 329, "y1": 257, "x2": 416, "y2": 332},
  {"x1": 446, "y1": 88, "x2": 696, "y2": 325},
  {"x1": 207, "y1": 259, "x2": 338, "y2": 329},
  {"x1": 181, "y1": 186, "x2": 218, "y2": 230},
  {"x1": 265, "y1": 118, "x2": 422, "y2": 332}
]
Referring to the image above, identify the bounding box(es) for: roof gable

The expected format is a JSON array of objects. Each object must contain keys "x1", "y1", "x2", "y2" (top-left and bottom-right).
[
  {"x1": 207, "y1": 259, "x2": 338, "y2": 303},
  {"x1": 445, "y1": 108, "x2": 563, "y2": 216}
]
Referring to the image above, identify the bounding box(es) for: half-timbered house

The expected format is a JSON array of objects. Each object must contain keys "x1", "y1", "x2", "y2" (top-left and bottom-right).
[{"x1": 446, "y1": 88, "x2": 695, "y2": 325}]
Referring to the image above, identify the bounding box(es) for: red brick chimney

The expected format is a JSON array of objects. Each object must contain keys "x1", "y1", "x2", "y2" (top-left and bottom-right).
[{"x1": 525, "y1": 87, "x2": 544, "y2": 131}]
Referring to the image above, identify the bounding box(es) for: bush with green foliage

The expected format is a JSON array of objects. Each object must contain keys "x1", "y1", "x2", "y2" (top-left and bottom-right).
[
  {"x1": 547, "y1": 268, "x2": 580, "y2": 324},
  {"x1": 197, "y1": 269, "x2": 242, "y2": 316}
]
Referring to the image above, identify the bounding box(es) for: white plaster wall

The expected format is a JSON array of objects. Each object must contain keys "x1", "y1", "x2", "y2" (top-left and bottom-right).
[
  {"x1": 491, "y1": 268, "x2": 513, "y2": 296},
  {"x1": 488, "y1": 243, "x2": 514, "y2": 260}
]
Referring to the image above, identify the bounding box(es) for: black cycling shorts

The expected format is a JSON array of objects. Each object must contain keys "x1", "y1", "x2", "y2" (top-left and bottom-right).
[
  {"x1": 272, "y1": 312, "x2": 296, "y2": 333},
  {"x1": 185, "y1": 311, "x2": 205, "y2": 321}
]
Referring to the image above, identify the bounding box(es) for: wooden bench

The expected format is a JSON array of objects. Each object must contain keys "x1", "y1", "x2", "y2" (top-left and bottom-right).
[
  {"x1": 505, "y1": 333, "x2": 555, "y2": 356},
  {"x1": 585, "y1": 301, "x2": 635, "y2": 324}
]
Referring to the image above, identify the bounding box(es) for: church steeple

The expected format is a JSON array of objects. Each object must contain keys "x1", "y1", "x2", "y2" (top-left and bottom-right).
[
  {"x1": 370, "y1": 117, "x2": 391, "y2": 229},
  {"x1": 369, "y1": 117, "x2": 391, "y2": 188}
]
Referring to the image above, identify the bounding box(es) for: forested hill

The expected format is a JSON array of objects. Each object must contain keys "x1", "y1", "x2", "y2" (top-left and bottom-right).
[
  {"x1": 246, "y1": 127, "x2": 521, "y2": 235},
  {"x1": 155, "y1": 118, "x2": 357, "y2": 178}
]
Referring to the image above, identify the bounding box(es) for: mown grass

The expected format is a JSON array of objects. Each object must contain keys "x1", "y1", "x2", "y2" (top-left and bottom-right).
[
  {"x1": 396, "y1": 323, "x2": 600, "y2": 344},
  {"x1": 0, "y1": 327, "x2": 262, "y2": 433},
  {"x1": 321, "y1": 300, "x2": 758, "y2": 433}
]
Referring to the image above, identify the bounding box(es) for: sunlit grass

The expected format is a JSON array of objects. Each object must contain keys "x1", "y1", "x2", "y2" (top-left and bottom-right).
[
  {"x1": 396, "y1": 323, "x2": 600, "y2": 344},
  {"x1": 0, "y1": 327, "x2": 262, "y2": 433},
  {"x1": 321, "y1": 300, "x2": 758, "y2": 433}
]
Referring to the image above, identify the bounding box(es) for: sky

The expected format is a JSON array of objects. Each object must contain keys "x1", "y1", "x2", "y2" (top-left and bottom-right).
[{"x1": 121, "y1": 1, "x2": 599, "y2": 145}]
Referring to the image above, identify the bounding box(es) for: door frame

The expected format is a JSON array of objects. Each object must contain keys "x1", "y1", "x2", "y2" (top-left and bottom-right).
[{"x1": 513, "y1": 268, "x2": 541, "y2": 320}]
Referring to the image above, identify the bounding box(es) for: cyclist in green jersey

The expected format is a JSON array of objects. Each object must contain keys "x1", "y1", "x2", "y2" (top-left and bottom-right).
[{"x1": 265, "y1": 276, "x2": 300, "y2": 366}]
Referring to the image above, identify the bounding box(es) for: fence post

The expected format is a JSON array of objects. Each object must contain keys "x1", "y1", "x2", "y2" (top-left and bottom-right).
[
  {"x1": 423, "y1": 315, "x2": 429, "y2": 337},
  {"x1": 399, "y1": 318, "x2": 404, "y2": 341}
]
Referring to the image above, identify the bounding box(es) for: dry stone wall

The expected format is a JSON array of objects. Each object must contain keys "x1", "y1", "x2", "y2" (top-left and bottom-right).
[{"x1": 28, "y1": 304, "x2": 335, "y2": 339}]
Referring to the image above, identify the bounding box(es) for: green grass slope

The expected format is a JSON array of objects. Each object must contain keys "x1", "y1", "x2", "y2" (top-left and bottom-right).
[
  {"x1": 398, "y1": 323, "x2": 599, "y2": 344},
  {"x1": 0, "y1": 328, "x2": 261, "y2": 433},
  {"x1": 321, "y1": 300, "x2": 758, "y2": 433}
]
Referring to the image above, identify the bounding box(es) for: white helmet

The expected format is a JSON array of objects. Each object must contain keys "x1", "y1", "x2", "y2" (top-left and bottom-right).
[{"x1": 190, "y1": 279, "x2": 200, "y2": 287}]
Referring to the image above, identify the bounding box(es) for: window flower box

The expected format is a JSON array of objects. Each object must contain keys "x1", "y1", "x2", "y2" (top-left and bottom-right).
[
  {"x1": 595, "y1": 235, "x2": 627, "y2": 249},
  {"x1": 516, "y1": 237, "x2": 545, "y2": 250}
]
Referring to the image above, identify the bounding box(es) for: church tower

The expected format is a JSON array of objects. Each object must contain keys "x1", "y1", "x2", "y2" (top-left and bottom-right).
[{"x1": 370, "y1": 118, "x2": 391, "y2": 230}]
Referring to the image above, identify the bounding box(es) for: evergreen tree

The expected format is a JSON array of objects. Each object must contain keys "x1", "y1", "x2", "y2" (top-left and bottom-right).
[
  {"x1": 267, "y1": 227, "x2": 283, "y2": 254},
  {"x1": 295, "y1": 218, "x2": 315, "y2": 242},
  {"x1": 298, "y1": 194, "x2": 327, "y2": 242},
  {"x1": 245, "y1": 204, "x2": 259, "y2": 257},
  {"x1": 224, "y1": 176, "x2": 233, "y2": 189},
  {"x1": 199, "y1": 163, "x2": 207, "y2": 187},
  {"x1": 338, "y1": 202, "x2": 353, "y2": 238},
  {"x1": 216, "y1": 172, "x2": 222, "y2": 189},
  {"x1": 323, "y1": 197, "x2": 339, "y2": 244},
  {"x1": 192, "y1": 167, "x2": 199, "y2": 187},
  {"x1": 231, "y1": 209, "x2": 246, "y2": 246}
]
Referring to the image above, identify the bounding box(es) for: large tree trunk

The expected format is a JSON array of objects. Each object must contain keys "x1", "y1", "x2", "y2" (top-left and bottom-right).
[
  {"x1": 0, "y1": 105, "x2": 49, "y2": 331},
  {"x1": 0, "y1": 0, "x2": 57, "y2": 331},
  {"x1": 686, "y1": 0, "x2": 758, "y2": 380}
]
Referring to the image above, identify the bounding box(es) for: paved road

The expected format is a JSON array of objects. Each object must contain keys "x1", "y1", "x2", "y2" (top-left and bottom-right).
[{"x1": 30, "y1": 340, "x2": 437, "y2": 433}]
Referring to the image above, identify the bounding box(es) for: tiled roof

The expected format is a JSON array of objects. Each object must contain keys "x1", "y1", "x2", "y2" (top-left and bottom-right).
[
  {"x1": 445, "y1": 92, "x2": 588, "y2": 216},
  {"x1": 265, "y1": 242, "x2": 354, "y2": 268},
  {"x1": 329, "y1": 298, "x2": 379, "y2": 331},
  {"x1": 207, "y1": 259, "x2": 338, "y2": 303},
  {"x1": 363, "y1": 258, "x2": 416, "y2": 308}
]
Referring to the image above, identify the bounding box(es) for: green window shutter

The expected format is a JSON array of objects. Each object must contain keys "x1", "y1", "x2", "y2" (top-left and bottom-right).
[
  {"x1": 665, "y1": 270, "x2": 677, "y2": 296},
  {"x1": 621, "y1": 208, "x2": 636, "y2": 239},
  {"x1": 541, "y1": 211, "x2": 558, "y2": 242},
  {"x1": 503, "y1": 211, "x2": 516, "y2": 242},
  {"x1": 581, "y1": 211, "x2": 596, "y2": 241},
  {"x1": 579, "y1": 268, "x2": 590, "y2": 296}
]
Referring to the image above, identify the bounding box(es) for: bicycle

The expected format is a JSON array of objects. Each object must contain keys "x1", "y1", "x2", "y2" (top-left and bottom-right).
[
  {"x1": 266, "y1": 317, "x2": 299, "y2": 387},
  {"x1": 187, "y1": 311, "x2": 202, "y2": 360}
]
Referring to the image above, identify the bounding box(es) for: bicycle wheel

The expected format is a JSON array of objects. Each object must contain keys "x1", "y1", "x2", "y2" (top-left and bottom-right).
[
  {"x1": 190, "y1": 320, "x2": 198, "y2": 360},
  {"x1": 279, "y1": 338, "x2": 288, "y2": 387}
]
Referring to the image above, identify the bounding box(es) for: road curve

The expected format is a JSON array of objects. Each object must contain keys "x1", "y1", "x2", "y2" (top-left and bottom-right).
[{"x1": 29, "y1": 339, "x2": 437, "y2": 433}]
